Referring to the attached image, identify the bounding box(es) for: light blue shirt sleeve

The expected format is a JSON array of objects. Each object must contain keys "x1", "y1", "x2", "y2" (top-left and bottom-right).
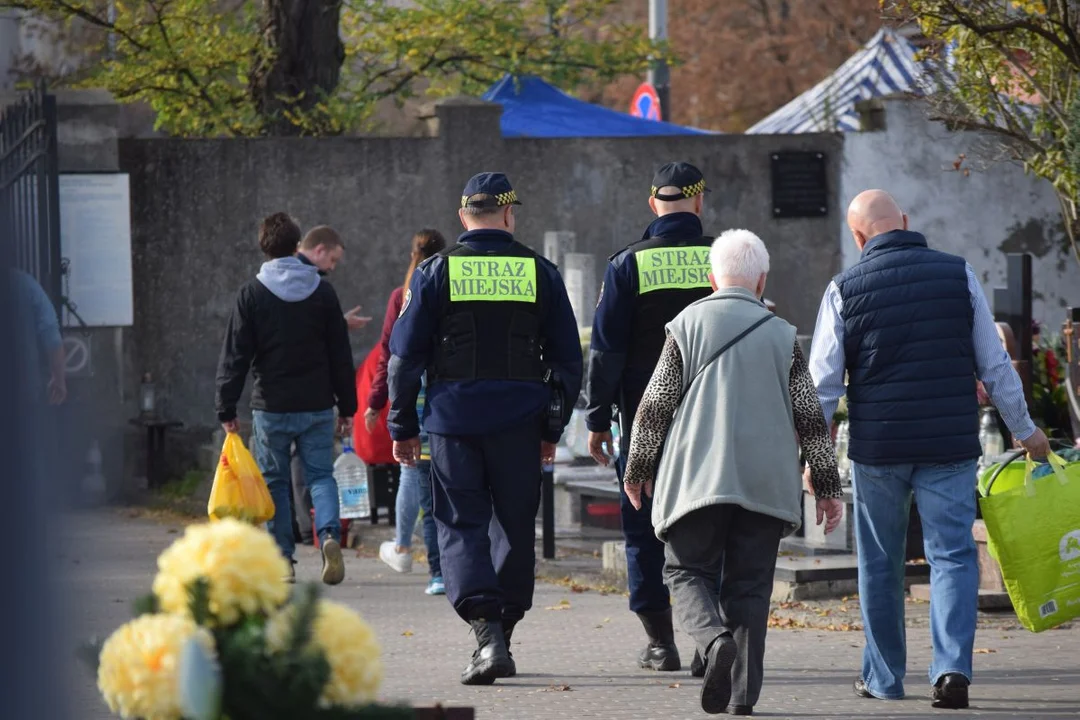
[
  {"x1": 966, "y1": 264, "x2": 1037, "y2": 441},
  {"x1": 808, "y1": 281, "x2": 846, "y2": 427},
  {"x1": 13, "y1": 270, "x2": 62, "y2": 352}
]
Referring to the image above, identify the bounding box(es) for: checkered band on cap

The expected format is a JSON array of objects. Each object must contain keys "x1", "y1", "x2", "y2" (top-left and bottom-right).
[
  {"x1": 460, "y1": 195, "x2": 469, "y2": 208},
  {"x1": 495, "y1": 190, "x2": 518, "y2": 206},
  {"x1": 682, "y1": 179, "x2": 706, "y2": 197}
]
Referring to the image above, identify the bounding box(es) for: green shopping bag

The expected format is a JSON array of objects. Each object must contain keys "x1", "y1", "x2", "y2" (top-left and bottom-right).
[{"x1": 978, "y1": 451, "x2": 1080, "y2": 632}]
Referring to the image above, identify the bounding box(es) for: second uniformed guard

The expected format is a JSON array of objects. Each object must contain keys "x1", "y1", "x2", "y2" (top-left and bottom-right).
[
  {"x1": 586, "y1": 162, "x2": 714, "y2": 674},
  {"x1": 387, "y1": 172, "x2": 583, "y2": 685}
]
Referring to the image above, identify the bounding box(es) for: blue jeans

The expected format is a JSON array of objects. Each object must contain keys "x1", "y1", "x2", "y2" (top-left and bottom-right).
[
  {"x1": 852, "y1": 459, "x2": 979, "y2": 699},
  {"x1": 252, "y1": 409, "x2": 340, "y2": 560},
  {"x1": 396, "y1": 460, "x2": 441, "y2": 578}
]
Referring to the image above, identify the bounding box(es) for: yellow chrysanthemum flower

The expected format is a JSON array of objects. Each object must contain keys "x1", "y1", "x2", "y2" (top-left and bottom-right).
[
  {"x1": 153, "y1": 518, "x2": 289, "y2": 626},
  {"x1": 265, "y1": 600, "x2": 383, "y2": 708},
  {"x1": 97, "y1": 614, "x2": 215, "y2": 720}
]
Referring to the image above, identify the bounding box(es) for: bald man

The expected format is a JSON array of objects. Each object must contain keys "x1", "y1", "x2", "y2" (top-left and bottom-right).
[{"x1": 807, "y1": 190, "x2": 1049, "y2": 710}]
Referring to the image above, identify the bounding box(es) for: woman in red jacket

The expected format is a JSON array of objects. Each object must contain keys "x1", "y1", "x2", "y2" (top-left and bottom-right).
[{"x1": 365, "y1": 229, "x2": 447, "y2": 594}]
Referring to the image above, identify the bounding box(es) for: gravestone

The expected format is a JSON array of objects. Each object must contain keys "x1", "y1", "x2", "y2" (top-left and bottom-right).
[
  {"x1": 562, "y1": 252, "x2": 597, "y2": 330},
  {"x1": 992, "y1": 253, "x2": 1033, "y2": 404},
  {"x1": 543, "y1": 230, "x2": 576, "y2": 269}
]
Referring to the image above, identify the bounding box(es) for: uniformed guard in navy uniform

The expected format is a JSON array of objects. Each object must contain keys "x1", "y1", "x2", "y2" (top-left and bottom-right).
[
  {"x1": 586, "y1": 162, "x2": 714, "y2": 674},
  {"x1": 387, "y1": 172, "x2": 583, "y2": 685}
]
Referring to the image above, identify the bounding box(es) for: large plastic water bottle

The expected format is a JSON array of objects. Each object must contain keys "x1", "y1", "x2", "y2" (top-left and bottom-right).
[{"x1": 334, "y1": 440, "x2": 370, "y2": 520}]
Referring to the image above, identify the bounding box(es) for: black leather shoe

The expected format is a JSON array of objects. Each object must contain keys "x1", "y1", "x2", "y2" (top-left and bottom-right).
[
  {"x1": 727, "y1": 706, "x2": 753, "y2": 716},
  {"x1": 636, "y1": 610, "x2": 682, "y2": 671},
  {"x1": 461, "y1": 619, "x2": 514, "y2": 685},
  {"x1": 932, "y1": 673, "x2": 969, "y2": 709},
  {"x1": 853, "y1": 678, "x2": 873, "y2": 698},
  {"x1": 700, "y1": 634, "x2": 738, "y2": 714},
  {"x1": 503, "y1": 620, "x2": 518, "y2": 678},
  {"x1": 691, "y1": 649, "x2": 706, "y2": 678}
]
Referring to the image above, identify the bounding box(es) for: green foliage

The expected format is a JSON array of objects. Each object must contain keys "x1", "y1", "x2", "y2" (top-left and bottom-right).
[
  {"x1": 133, "y1": 591, "x2": 160, "y2": 617},
  {"x1": 159, "y1": 470, "x2": 205, "y2": 501},
  {"x1": 188, "y1": 577, "x2": 213, "y2": 627},
  {"x1": 7, "y1": 0, "x2": 667, "y2": 136},
  {"x1": 892, "y1": 0, "x2": 1080, "y2": 265},
  {"x1": 1032, "y1": 333, "x2": 1071, "y2": 438}
]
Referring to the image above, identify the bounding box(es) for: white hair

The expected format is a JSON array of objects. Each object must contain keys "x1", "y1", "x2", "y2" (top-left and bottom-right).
[{"x1": 709, "y1": 229, "x2": 770, "y2": 282}]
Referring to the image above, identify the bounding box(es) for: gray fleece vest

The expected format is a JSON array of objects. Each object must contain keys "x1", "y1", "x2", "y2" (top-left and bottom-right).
[{"x1": 652, "y1": 288, "x2": 802, "y2": 539}]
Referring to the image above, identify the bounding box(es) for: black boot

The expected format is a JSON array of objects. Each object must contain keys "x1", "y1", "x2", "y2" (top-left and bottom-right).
[
  {"x1": 503, "y1": 620, "x2": 518, "y2": 678},
  {"x1": 691, "y1": 648, "x2": 707, "y2": 678},
  {"x1": 461, "y1": 619, "x2": 514, "y2": 686},
  {"x1": 636, "y1": 610, "x2": 682, "y2": 671}
]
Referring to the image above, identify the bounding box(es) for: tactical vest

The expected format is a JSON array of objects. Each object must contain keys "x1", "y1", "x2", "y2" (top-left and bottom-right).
[
  {"x1": 626, "y1": 235, "x2": 714, "y2": 373},
  {"x1": 430, "y1": 241, "x2": 545, "y2": 383}
]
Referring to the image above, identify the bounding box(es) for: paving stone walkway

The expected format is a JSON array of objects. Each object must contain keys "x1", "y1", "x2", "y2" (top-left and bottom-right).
[{"x1": 65, "y1": 510, "x2": 1079, "y2": 720}]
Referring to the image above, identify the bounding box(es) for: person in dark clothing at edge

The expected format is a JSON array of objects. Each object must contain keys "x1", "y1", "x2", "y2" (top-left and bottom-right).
[
  {"x1": 216, "y1": 214, "x2": 358, "y2": 586},
  {"x1": 387, "y1": 173, "x2": 583, "y2": 686},
  {"x1": 587, "y1": 162, "x2": 715, "y2": 675}
]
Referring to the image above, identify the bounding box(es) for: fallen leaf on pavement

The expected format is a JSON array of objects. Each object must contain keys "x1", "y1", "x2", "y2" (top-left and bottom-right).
[
  {"x1": 543, "y1": 684, "x2": 572, "y2": 692},
  {"x1": 974, "y1": 648, "x2": 996, "y2": 654},
  {"x1": 402, "y1": 630, "x2": 414, "y2": 637},
  {"x1": 545, "y1": 599, "x2": 572, "y2": 611},
  {"x1": 669, "y1": 683, "x2": 681, "y2": 689}
]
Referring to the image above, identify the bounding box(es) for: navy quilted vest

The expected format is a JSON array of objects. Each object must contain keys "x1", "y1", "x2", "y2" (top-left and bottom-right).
[{"x1": 836, "y1": 230, "x2": 980, "y2": 465}]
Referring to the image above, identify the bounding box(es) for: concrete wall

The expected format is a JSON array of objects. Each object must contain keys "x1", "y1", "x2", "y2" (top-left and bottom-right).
[
  {"x1": 841, "y1": 97, "x2": 1077, "y2": 325},
  {"x1": 120, "y1": 98, "x2": 844, "y2": 430}
]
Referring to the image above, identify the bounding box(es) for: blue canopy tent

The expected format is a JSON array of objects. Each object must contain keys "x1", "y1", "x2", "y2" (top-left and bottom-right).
[
  {"x1": 747, "y1": 28, "x2": 929, "y2": 134},
  {"x1": 481, "y1": 75, "x2": 712, "y2": 138}
]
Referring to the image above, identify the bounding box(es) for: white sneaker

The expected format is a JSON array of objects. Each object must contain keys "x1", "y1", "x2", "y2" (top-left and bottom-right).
[{"x1": 379, "y1": 541, "x2": 413, "y2": 574}]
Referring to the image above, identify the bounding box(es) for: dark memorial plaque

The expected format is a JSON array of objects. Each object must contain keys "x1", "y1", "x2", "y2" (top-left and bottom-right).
[{"x1": 771, "y1": 152, "x2": 828, "y2": 218}]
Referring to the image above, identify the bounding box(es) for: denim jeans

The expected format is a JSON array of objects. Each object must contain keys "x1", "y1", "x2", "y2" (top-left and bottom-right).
[
  {"x1": 397, "y1": 460, "x2": 441, "y2": 578},
  {"x1": 852, "y1": 459, "x2": 979, "y2": 699},
  {"x1": 252, "y1": 409, "x2": 340, "y2": 560}
]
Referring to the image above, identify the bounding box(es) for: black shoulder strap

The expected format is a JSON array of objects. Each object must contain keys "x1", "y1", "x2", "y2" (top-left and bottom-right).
[
  {"x1": 438, "y1": 243, "x2": 474, "y2": 258},
  {"x1": 679, "y1": 313, "x2": 777, "y2": 402},
  {"x1": 439, "y1": 239, "x2": 537, "y2": 258}
]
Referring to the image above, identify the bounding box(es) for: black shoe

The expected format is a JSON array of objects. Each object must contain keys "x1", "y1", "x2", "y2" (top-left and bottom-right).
[
  {"x1": 932, "y1": 673, "x2": 969, "y2": 709},
  {"x1": 636, "y1": 610, "x2": 682, "y2": 671},
  {"x1": 691, "y1": 649, "x2": 707, "y2": 678},
  {"x1": 503, "y1": 620, "x2": 518, "y2": 678},
  {"x1": 700, "y1": 634, "x2": 737, "y2": 714},
  {"x1": 461, "y1": 619, "x2": 514, "y2": 686},
  {"x1": 727, "y1": 706, "x2": 753, "y2": 716},
  {"x1": 853, "y1": 677, "x2": 873, "y2": 699}
]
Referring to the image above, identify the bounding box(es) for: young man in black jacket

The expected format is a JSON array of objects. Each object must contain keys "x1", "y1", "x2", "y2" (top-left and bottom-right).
[{"x1": 216, "y1": 213, "x2": 357, "y2": 585}]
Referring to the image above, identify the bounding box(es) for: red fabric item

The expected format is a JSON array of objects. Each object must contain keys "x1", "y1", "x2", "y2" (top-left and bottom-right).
[
  {"x1": 367, "y1": 287, "x2": 405, "y2": 411},
  {"x1": 353, "y1": 345, "x2": 395, "y2": 465}
]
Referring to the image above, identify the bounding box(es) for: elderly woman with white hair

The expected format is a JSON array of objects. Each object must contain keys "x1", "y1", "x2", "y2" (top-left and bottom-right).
[{"x1": 623, "y1": 229, "x2": 845, "y2": 716}]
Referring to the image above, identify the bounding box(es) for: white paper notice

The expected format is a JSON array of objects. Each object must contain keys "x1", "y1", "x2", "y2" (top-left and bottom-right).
[{"x1": 59, "y1": 174, "x2": 134, "y2": 327}]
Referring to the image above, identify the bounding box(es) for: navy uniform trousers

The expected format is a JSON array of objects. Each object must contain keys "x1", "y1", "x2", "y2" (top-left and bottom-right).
[
  {"x1": 618, "y1": 406, "x2": 731, "y2": 626},
  {"x1": 429, "y1": 419, "x2": 543, "y2": 624}
]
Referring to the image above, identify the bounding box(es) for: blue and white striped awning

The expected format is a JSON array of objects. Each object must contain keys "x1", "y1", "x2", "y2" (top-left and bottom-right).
[{"x1": 747, "y1": 28, "x2": 930, "y2": 134}]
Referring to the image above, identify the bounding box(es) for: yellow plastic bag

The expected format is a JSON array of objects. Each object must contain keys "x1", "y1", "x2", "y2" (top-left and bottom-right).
[{"x1": 207, "y1": 433, "x2": 275, "y2": 525}]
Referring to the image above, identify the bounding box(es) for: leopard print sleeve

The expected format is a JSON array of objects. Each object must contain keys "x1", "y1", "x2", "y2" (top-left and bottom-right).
[
  {"x1": 790, "y1": 340, "x2": 843, "y2": 499},
  {"x1": 623, "y1": 332, "x2": 684, "y2": 486}
]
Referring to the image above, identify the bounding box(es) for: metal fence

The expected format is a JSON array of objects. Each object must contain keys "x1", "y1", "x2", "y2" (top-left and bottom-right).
[{"x1": 0, "y1": 81, "x2": 62, "y2": 306}]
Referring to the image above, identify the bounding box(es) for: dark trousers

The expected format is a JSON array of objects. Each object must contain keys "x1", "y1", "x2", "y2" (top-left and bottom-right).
[
  {"x1": 664, "y1": 504, "x2": 785, "y2": 708},
  {"x1": 430, "y1": 421, "x2": 542, "y2": 624},
  {"x1": 617, "y1": 453, "x2": 670, "y2": 614},
  {"x1": 290, "y1": 448, "x2": 314, "y2": 543}
]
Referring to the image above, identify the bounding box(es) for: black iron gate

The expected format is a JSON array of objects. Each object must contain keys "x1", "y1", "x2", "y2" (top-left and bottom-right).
[{"x1": 0, "y1": 81, "x2": 62, "y2": 307}]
